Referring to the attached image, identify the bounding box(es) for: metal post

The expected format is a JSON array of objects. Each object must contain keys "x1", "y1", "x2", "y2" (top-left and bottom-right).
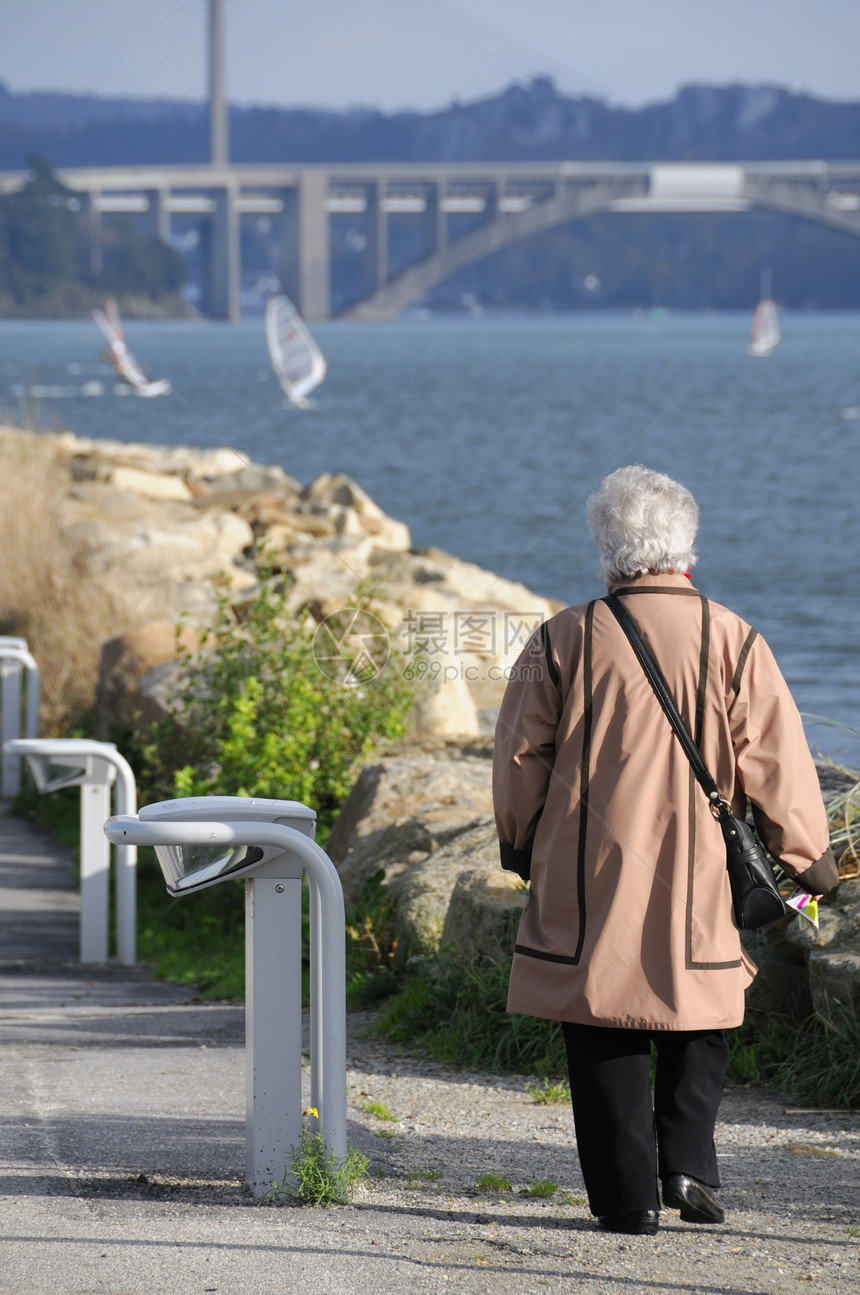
[
  {"x1": 103, "y1": 812, "x2": 347, "y2": 1199},
  {"x1": 110, "y1": 753, "x2": 138, "y2": 967},
  {"x1": 246, "y1": 831, "x2": 346, "y2": 1196},
  {"x1": 307, "y1": 845, "x2": 347, "y2": 1176},
  {"x1": 309, "y1": 878, "x2": 323, "y2": 1116},
  {"x1": 5, "y1": 739, "x2": 137, "y2": 965},
  {"x1": 79, "y1": 768, "x2": 113, "y2": 964},
  {"x1": 0, "y1": 659, "x2": 22, "y2": 798},
  {"x1": 0, "y1": 641, "x2": 40, "y2": 799},
  {"x1": 246, "y1": 871, "x2": 304, "y2": 1194}
]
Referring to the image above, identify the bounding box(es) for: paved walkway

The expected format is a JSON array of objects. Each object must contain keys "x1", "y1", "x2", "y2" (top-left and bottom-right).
[{"x1": 0, "y1": 809, "x2": 858, "y2": 1295}]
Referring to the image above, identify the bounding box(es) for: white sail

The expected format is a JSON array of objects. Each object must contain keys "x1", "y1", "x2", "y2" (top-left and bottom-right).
[
  {"x1": 748, "y1": 269, "x2": 781, "y2": 358},
  {"x1": 92, "y1": 298, "x2": 171, "y2": 397},
  {"x1": 265, "y1": 295, "x2": 326, "y2": 408}
]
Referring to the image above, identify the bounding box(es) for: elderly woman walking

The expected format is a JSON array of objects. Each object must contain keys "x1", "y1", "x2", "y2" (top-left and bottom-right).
[{"x1": 493, "y1": 465, "x2": 838, "y2": 1236}]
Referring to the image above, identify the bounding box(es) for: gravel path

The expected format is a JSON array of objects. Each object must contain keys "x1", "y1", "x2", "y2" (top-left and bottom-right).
[
  {"x1": 1, "y1": 992, "x2": 858, "y2": 1295},
  {"x1": 332, "y1": 1012, "x2": 860, "y2": 1293},
  {"x1": 0, "y1": 799, "x2": 857, "y2": 1295}
]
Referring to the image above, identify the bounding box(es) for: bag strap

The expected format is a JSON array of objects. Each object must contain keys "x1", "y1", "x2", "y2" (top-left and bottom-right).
[{"x1": 602, "y1": 594, "x2": 725, "y2": 814}]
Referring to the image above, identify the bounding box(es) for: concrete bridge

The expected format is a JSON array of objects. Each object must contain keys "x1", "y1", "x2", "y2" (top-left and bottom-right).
[{"x1": 3, "y1": 159, "x2": 860, "y2": 320}]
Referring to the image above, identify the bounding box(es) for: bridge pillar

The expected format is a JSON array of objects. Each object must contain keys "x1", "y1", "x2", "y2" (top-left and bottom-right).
[
  {"x1": 429, "y1": 181, "x2": 446, "y2": 254},
  {"x1": 363, "y1": 182, "x2": 388, "y2": 290},
  {"x1": 201, "y1": 184, "x2": 240, "y2": 321},
  {"x1": 141, "y1": 188, "x2": 172, "y2": 243},
  {"x1": 81, "y1": 192, "x2": 103, "y2": 276},
  {"x1": 282, "y1": 172, "x2": 330, "y2": 320}
]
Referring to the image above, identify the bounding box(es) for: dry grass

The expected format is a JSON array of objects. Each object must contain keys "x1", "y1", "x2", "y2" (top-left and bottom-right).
[
  {"x1": 0, "y1": 426, "x2": 129, "y2": 732},
  {"x1": 817, "y1": 740, "x2": 860, "y2": 880}
]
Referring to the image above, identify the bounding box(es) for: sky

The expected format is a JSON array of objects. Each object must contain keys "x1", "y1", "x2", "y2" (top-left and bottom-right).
[{"x1": 0, "y1": 0, "x2": 856, "y2": 111}]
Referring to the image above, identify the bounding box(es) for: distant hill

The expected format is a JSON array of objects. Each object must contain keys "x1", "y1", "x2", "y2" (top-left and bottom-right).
[
  {"x1": 2, "y1": 78, "x2": 860, "y2": 311},
  {"x1": 1, "y1": 77, "x2": 860, "y2": 167}
]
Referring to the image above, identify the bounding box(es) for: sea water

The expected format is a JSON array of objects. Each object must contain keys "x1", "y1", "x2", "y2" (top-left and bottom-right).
[{"x1": 1, "y1": 311, "x2": 858, "y2": 764}]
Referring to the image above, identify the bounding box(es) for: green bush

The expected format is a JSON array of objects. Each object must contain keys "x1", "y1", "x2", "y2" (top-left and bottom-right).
[
  {"x1": 375, "y1": 951, "x2": 860, "y2": 1108},
  {"x1": 138, "y1": 575, "x2": 417, "y2": 841},
  {"x1": 727, "y1": 1001, "x2": 860, "y2": 1108},
  {"x1": 344, "y1": 867, "x2": 402, "y2": 1008},
  {"x1": 374, "y1": 952, "x2": 567, "y2": 1074},
  {"x1": 123, "y1": 573, "x2": 418, "y2": 996}
]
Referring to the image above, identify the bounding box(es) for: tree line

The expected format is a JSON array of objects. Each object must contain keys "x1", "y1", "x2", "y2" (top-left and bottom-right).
[{"x1": 0, "y1": 156, "x2": 184, "y2": 316}]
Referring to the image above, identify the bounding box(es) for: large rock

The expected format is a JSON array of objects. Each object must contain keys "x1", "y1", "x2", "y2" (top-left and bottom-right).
[
  {"x1": 784, "y1": 879, "x2": 860, "y2": 1016},
  {"x1": 282, "y1": 536, "x2": 378, "y2": 616},
  {"x1": 49, "y1": 432, "x2": 287, "y2": 488},
  {"x1": 60, "y1": 485, "x2": 257, "y2": 619},
  {"x1": 325, "y1": 742, "x2": 528, "y2": 964},
  {"x1": 409, "y1": 655, "x2": 481, "y2": 738},
  {"x1": 376, "y1": 547, "x2": 561, "y2": 732},
  {"x1": 39, "y1": 427, "x2": 556, "y2": 740},
  {"x1": 104, "y1": 465, "x2": 194, "y2": 501},
  {"x1": 441, "y1": 841, "x2": 527, "y2": 964},
  {"x1": 96, "y1": 620, "x2": 199, "y2": 735},
  {"x1": 388, "y1": 819, "x2": 524, "y2": 959},
  {"x1": 326, "y1": 742, "x2": 494, "y2": 907},
  {"x1": 742, "y1": 924, "x2": 814, "y2": 1023}
]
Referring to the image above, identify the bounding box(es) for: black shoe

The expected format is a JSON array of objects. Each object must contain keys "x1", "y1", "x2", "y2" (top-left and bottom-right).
[
  {"x1": 597, "y1": 1210, "x2": 660, "y2": 1235},
  {"x1": 662, "y1": 1174, "x2": 725, "y2": 1224}
]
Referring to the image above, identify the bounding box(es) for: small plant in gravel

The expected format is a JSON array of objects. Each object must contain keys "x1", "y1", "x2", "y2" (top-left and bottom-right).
[
  {"x1": 362, "y1": 1100, "x2": 396, "y2": 1121},
  {"x1": 475, "y1": 1173, "x2": 512, "y2": 1192},
  {"x1": 260, "y1": 1110, "x2": 369, "y2": 1207},
  {"x1": 374, "y1": 1127, "x2": 399, "y2": 1140},
  {"x1": 521, "y1": 1179, "x2": 559, "y2": 1198},
  {"x1": 406, "y1": 1166, "x2": 442, "y2": 1189},
  {"x1": 526, "y1": 1076, "x2": 571, "y2": 1105}
]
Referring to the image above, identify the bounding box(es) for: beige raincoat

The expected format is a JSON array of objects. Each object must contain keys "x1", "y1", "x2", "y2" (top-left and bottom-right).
[{"x1": 493, "y1": 573, "x2": 838, "y2": 1031}]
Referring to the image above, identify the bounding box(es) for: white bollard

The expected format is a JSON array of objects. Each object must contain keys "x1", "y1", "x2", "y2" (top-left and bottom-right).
[
  {"x1": 5, "y1": 739, "x2": 137, "y2": 965},
  {"x1": 105, "y1": 798, "x2": 347, "y2": 1198},
  {"x1": 79, "y1": 768, "x2": 114, "y2": 964},
  {"x1": 0, "y1": 639, "x2": 39, "y2": 799},
  {"x1": 0, "y1": 658, "x2": 23, "y2": 799}
]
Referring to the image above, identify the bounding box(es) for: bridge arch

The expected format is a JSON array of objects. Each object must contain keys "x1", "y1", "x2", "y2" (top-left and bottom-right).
[
  {"x1": 341, "y1": 169, "x2": 860, "y2": 321},
  {"x1": 4, "y1": 159, "x2": 860, "y2": 320}
]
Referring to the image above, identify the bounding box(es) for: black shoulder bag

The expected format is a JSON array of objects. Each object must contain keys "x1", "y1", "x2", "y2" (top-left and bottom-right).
[{"x1": 604, "y1": 594, "x2": 786, "y2": 930}]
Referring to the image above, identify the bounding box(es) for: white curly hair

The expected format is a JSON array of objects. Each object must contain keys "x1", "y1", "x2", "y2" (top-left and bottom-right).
[{"x1": 586, "y1": 465, "x2": 699, "y2": 583}]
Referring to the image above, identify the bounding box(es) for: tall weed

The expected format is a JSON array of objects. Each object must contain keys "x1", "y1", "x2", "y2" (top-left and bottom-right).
[
  {"x1": 374, "y1": 953, "x2": 567, "y2": 1074},
  {"x1": 0, "y1": 427, "x2": 128, "y2": 731},
  {"x1": 126, "y1": 574, "x2": 418, "y2": 996},
  {"x1": 137, "y1": 574, "x2": 417, "y2": 840}
]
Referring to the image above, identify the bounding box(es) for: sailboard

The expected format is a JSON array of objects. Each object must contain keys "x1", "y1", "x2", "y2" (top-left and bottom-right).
[
  {"x1": 92, "y1": 298, "x2": 171, "y2": 397},
  {"x1": 265, "y1": 294, "x2": 327, "y2": 408},
  {"x1": 748, "y1": 268, "x2": 781, "y2": 358}
]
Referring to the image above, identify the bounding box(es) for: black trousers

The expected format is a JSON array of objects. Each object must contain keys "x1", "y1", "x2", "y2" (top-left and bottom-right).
[{"x1": 562, "y1": 1022, "x2": 730, "y2": 1217}]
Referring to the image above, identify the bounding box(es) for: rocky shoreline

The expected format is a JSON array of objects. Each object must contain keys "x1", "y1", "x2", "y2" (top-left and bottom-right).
[
  {"x1": 1, "y1": 421, "x2": 857, "y2": 1020},
  {"x1": 11, "y1": 424, "x2": 559, "y2": 741}
]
